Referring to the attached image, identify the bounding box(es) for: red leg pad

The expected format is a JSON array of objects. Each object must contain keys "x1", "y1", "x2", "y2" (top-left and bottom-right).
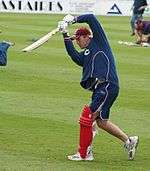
[{"x1": 78, "y1": 105, "x2": 93, "y2": 158}]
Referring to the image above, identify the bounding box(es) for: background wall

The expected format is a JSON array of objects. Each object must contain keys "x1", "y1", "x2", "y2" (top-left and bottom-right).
[{"x1": 0, "y1": 0, "x2": 150, "y2": 16}]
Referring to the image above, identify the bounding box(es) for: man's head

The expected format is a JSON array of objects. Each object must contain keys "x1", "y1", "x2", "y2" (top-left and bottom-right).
[
  {"x1": 71, "y1": 27, "x2": 92, "y2": 49},
  {"x1": 135, "y1": 19, "x2": 144, "y2": 31}
]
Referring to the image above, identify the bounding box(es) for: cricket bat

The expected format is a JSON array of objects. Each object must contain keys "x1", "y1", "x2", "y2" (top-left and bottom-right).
[{"x1": 22, "y1": 28, "x2": 59, "y2": 52}]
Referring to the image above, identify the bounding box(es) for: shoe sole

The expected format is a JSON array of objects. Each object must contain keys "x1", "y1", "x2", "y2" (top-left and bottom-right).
[{"x1": 67, "y1": 156, "x2": 94, "y2": 161}]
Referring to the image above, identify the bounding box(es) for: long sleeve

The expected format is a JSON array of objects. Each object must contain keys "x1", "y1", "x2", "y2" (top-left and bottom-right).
[
  {"x1": 63, "y1": 33, "x2": 84, "y2": 67},
  {"x1": 74, "y1": 14, "x2": 119, "y2": 88}
]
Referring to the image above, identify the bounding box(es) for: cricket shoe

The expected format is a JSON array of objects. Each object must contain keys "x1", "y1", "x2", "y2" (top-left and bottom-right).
[
  {"x1": 67, "y1": 150, "x2": 94, "y2": 161},
  {"x1": 124, "y1": 136, "x2": 139, "y2": 160}
]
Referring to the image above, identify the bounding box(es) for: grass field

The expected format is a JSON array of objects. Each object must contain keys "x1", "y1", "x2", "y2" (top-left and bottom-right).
[{"x1": 0, "y1": 13, "x2": 150, "y2": 171}]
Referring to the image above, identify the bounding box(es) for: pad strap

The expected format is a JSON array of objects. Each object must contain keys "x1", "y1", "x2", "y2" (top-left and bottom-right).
[{"x1": 79, "y1": 116, "x2": 93, "y2": 127}]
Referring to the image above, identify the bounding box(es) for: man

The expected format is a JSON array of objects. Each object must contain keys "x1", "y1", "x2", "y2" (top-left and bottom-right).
[
  {"x1": 0, "y1": 41, "x2": 14, "y2": 66},
  {"x1": 134, "y1": 19, "x2": 150, "y2": 44},
  {"x1": 130, "y1": 0, "x2": 148, "y2": 36},
  {"x1": 58, "y1": 14, "x2": 139, "y2": 161}
]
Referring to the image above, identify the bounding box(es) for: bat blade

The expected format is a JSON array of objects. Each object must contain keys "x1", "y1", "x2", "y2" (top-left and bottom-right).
[{"x1": 22, "y1": 28, "x2": 59, "y2": 52}]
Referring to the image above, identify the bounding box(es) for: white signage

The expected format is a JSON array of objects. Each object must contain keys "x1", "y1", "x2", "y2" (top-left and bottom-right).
[
  {"x1": 0, "y1": 0, "x2": 97, "y2": 14},
  {"x1": 0, "y1": 0, "x2": 150, "y2": 16}
]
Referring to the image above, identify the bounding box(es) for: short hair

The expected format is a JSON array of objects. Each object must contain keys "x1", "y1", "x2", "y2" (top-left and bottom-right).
[{"x1": 71, "y1": 27, "x2": 91, "y2": 40}]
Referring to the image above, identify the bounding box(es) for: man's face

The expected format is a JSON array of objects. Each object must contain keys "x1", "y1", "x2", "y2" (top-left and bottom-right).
[
  {"x1": 76, "y1": 35, "x2": 90, "y2": 49},
  {"x1": 135, "y1": 22, "x2": 143, "y2": 31}
]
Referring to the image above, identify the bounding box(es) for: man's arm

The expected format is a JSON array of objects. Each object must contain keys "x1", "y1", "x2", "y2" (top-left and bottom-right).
[
  {"x1": 76, "y1": 14, "x2": 109, "y2": 46},
  {"x1": 58, "y1": 20, "x2": 84, "y2": 66},
  {"x1": 62, "y1": 14, "x2": 110, "y2": 47},
  {"x1": 138, "y1": 0, "x2": 148, "y2": 11},
  {"x1": 135, "y1": 29, "x2": 143, "y2": 43},
  {"x1": 63, "y1": 33, "x2": 84, "y2": 67},
  {"x1": 138, "y1": 5, "x2": 148, "y2": 11}
]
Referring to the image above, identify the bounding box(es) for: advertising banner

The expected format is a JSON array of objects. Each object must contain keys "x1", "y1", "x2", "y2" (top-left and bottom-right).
[{"x1": 0, "y1": 0, "x2": 149, "y2": 16}]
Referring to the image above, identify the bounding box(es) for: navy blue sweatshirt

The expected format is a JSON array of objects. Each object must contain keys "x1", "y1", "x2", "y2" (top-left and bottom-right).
[{"x1": 63, "y1": 14, "x2": 119, "y2": 91}]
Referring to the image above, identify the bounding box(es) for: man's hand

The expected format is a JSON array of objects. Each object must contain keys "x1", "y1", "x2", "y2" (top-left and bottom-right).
[
  {"x1": 57, "y1": 21, "x2": 68, "y2": 33},
  {"x1": 63, "y1": 14, "x2": 75, "y2": 25}
]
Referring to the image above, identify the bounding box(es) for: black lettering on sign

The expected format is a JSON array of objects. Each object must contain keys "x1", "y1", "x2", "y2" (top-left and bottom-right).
[
  {"x1": 27, "y1": 2, "x2": 33, "y2": 10},
  {"x1": 18, "y1": 1, "x2": 21, "y2": 10},
  {"x1": 57, "y1": 2, "x2": 63, "y2": 11},
  {"x1": 40, "y1": 1, "x2": 43, "y2": 11},
  {"x1": 2, "y1": 1, "x2": 7, "y2": 9},
  {"x1": 35, "y1": 1, "x2": 37, "y2": 10},
  {"x1": 49, "y1": 2, "x2": 52, "y2": 11},
  {"x1": 9, "y1": 1, "x2": 15, "y2": 9}
]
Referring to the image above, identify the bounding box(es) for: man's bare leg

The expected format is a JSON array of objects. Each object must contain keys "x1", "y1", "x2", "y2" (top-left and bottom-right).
[
  {"x1": 96, "y1": 117, "x2": 139, "y2": 160},
  {"x1": 96, "y1": 118, "x2": 128, "y2": 143}
]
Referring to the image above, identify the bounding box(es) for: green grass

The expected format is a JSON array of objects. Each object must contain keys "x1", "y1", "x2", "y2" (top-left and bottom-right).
[{"x1": 0, "y1": 13, "x2": 150, "y2": 171}]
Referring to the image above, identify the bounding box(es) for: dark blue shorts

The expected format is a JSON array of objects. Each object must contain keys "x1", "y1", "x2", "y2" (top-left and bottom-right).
[{"x1": 90, "y1": 82, "x2": 119, "y2": 120}]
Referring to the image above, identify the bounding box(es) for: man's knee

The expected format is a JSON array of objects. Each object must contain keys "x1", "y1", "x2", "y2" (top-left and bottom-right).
[{"x1": 96, "y1": 118, "x2": 108, "y2": 129}]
